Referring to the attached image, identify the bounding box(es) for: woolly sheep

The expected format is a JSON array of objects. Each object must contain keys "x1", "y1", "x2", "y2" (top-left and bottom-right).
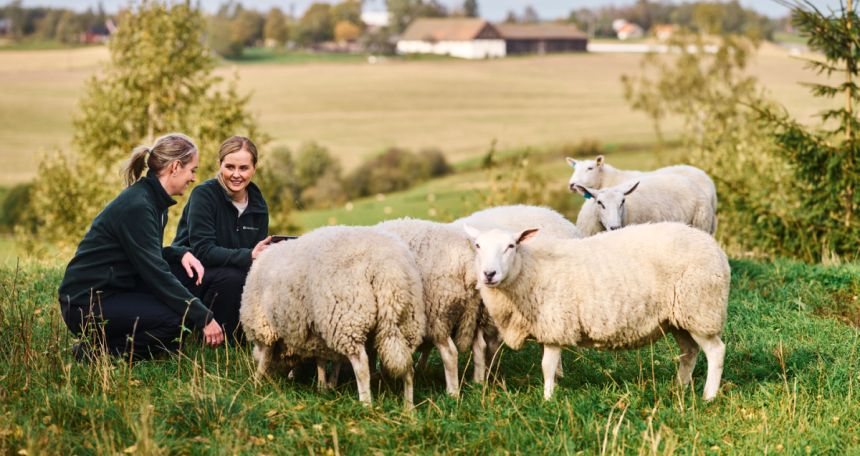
[
  {"x1": 240, "y1": 226, "x2": 426, "y2": 408},
  {"x1": 566, "y1": 155, "x2": 718, "y2": 216},
  {"x1": 574, "y1": 173, "x2": 716, "y2": 235},
  {"x1": 452, "y1": 204, "x2": 584, "y2": 379},
  {"x1": 463, "y1": 222, "x2": 730, "y2": 401},
  {"x1": 374, "y1": 217, "x2": 482, "y2": 396}
]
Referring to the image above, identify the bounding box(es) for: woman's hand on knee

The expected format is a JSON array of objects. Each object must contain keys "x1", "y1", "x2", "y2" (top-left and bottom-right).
[
  {"x1": 252, "y1": 236, "x2": 272, "y2": 260},
  {"x1": 203, "y1": 319, "x2": 225, "y2": 347},
  {"x1": 181, "y1": 252, "x2": 205, "y2": 286}
]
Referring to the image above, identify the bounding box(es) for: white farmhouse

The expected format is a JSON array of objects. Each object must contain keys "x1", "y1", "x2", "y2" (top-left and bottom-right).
[{"x1": 396, "y1": 18, "x2": 506, "y2": 59}]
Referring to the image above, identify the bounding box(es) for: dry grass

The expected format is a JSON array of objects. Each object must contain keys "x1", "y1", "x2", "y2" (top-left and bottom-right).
[{"x1": 0, "y1": 45, "x2": 837, "y2": 185}]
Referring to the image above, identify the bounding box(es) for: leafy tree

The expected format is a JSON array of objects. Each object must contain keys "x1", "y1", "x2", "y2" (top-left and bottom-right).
[
  {"x1": 332, "y1": 0, "x2": 363, "y2": 26},
  {"x1": 463, "y1": 0, "x2": 479, "y2": 18},
  {"x1": 26, "y1": 1, "x2": 265, "y2": 250},
  {"x1": 755, "y1": 1, "x2": 860, "y2": 261},
  {"x1": 264, "y1": 7, "x2": 289, "y2": 46},
  {"x1": 334, "y1": 20, "x2": 361, "y2": 43},
  {"x1": 386, "y1": 0, "x2": 447, "y2": 34},
  {"x1": 296, "y1": 3, "x2": 333, "y2": 45},
  {"x1": 232, "y1": 7, "x2": 264, "y2": 46},
  {"x1": 0, "y1": 183, "x2": 34, "y2": 233},
  {"x1": 522, "y1": 5, "x2": 539, "y2": 23},
  {"x1": 503, "y1": 10, "x2": 518, "y2": 24}
]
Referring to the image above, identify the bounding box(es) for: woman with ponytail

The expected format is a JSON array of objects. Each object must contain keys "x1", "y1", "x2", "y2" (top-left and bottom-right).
[
  {"x1": 170, "y1": 135, "x2": 271, "y2": 344},
  {"x1": 58, "y1": 133, "x2": 225, "y2": 359}
]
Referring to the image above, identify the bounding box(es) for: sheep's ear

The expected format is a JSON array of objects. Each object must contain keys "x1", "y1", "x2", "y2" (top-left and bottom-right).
[
  {"x1": 595, "y1": 155, "x2": 604, "y2": 167},
  {"x1": 517, "y1": 228, "x2": 540, "y2": 245},
  {"x1": 624, "y1": 181, "x2": 640, "y2": 195},
  {"x1": 580, "y1": 185, "x2": 598, "y2": 200},
  {"x1": 463, "y1": 224, "x2": 481, "y2": 240},
  {"x1": 565, "y1": 157, "x2": 577, "y2": 168}
]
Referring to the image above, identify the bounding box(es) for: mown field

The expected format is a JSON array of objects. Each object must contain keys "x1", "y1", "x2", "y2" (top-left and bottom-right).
[
  {"x1": 0, "y1": 44, "x2": 837, "y2": 186},
  {"x1": 1, "y1": 257, "x2": 858, "y2": 454}
]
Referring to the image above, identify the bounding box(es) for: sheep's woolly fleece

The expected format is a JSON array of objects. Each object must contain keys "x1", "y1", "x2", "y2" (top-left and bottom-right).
[{"x1": 240, "y1": 225, "x2": 426, "y2": 378}]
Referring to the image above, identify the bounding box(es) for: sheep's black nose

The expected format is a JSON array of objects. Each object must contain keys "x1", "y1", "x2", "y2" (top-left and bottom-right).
[{"x1": 484, "y1": 270, "x2": 496, "y2": 281}]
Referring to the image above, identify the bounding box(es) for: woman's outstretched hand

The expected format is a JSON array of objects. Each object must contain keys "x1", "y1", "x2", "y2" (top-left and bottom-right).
[
  {"x1": 181, "y1": 252, "x2": 205, "y2": 286},
  {"x1": 252, "y1": 236, "x2": 273, "y2": 260},
  {"x1": 203, "y1": 319, "x2": 225, "y2": 347}
]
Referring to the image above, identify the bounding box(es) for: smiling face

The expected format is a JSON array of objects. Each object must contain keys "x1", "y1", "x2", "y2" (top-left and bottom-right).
[
  {"x1": 566, "y1": 155, "x2": 604, "y2": 193},
  {"x1": 164, "y1": 151, "x2": 199, "y2": 196},
  {"x1": 219, "y1": 149, "x2": 256, "y2": 196},
  {"x1": 463, "y1": 225, "x2": 539, "y2": 288}
]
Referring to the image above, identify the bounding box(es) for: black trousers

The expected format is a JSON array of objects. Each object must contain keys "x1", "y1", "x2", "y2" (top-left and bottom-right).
[
  {"x1": 170, "y1": 263, "x2": 248, "y2": 343},
  {"x1": 61, "y1": 293, "x2": 187, "y2": 358}
]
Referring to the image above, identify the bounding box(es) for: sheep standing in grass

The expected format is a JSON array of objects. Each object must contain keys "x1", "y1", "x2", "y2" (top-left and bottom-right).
[
  {"x1": 375, "y1": 218, "x2": 481, "y2": 396},
  {"x1": 240, "y1": 226, "x2": 426, "y2": 408},
  {"x1": 464, "y1": 222, "x2": 730, "y2": 401},
  {"x1": 566, "y1": 155, "x2": 718, "y2": 217},
  {"x1": 574, "y1": 173, "x2": 716, "y2": 235},
  {"x1": 452, "y1": 204, "x2": 583, "y2": 379}
]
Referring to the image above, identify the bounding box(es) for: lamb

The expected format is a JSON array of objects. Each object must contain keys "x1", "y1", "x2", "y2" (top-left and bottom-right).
[
  {"x1": 240, "y1": 225, "x2": 426, "y2": 408},
  {"x1": 451, "y1": 204, "x2": 584, "y2": 379},
  {"x1": 374, "y1": 217, "x2": 482, "y2": 396},
  {"x1": 566, "y1": 155, "x2": 718, "y2": 217},
  {"x1": 463, "y1": 222, "x2": 730, "y2": 401},
  {"x1": 574, "y1": 173, "x2": 716, "y2": 235}
]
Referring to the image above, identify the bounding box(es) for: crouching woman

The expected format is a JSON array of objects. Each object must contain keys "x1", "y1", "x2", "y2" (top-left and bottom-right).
[
  {"x1": 170, "y1": 136, "x2": 271, "y2": 343},
  {"x1": 58, "y1": 133, "x2": 224, "y2": 358}
]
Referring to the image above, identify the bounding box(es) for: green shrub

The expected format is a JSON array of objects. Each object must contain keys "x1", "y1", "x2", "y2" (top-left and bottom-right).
[
  {"x1": 0, "y1": 183, "x2": 34, "y2": 234},
  {"x1": 344, "y1": 147, "x2": 452, "y2": 199}
]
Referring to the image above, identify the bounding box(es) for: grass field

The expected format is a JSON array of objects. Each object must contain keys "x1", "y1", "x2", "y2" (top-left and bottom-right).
[
  {"x1": 0, "y1": 45, "x2": 838, "y2": 186},
  {"x1": 1, "y1": 258, "x2": 858, "y2": 454}
]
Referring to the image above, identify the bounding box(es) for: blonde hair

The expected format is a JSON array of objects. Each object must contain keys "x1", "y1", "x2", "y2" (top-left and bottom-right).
[
  {"x1": 216, "y1": 136, "x2": 259, "y2": 197},
  {"x1": 123, "y1": 133, "x2": 198, "y2": 187}
]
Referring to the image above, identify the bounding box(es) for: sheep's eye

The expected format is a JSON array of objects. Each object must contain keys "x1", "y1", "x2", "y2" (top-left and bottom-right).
[
  {"x1": 587, "y1": 167, "x2": 594, "y2": 171},
  {"x1": 506, "y1": 244, "x2": 514, "y2": 250},
  {"x1": 475, "y1": 243, "x2": 480, "y2": 249},
  {"x1": 597, "y1": 201, "x2": 605, "y2": 209}
]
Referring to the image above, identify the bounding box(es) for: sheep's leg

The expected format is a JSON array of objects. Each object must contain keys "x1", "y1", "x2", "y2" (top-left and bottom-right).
[
  {"x1": 690, "y1": 332, "x2": 725, "y2": 401},
  {"x1": 471, "y1": 328, "x2": 488, "y2": 383},
  {"x1": 485, "y1": 334, "x2": 502, "y2": 378},
  {"x1": 436, "y1": 337, "x2": 460, "y2": 397},
  {"x1": 327, "y1": 361, "x2": 342, "y2": 388},
  {"x1": 555, "y1": 359, "x2": 565, "y2": 379},
  {"x1": 671, "y1": 329, "x2": 700, "y2": 386},
  {"x1": 348, "y1": 347, "x2": 372, "y2": 405},
  {"x1": 416, "y1": 344, "x2": 433, "y2": 372},
  {"x1": 541, "y1": 345, "x2": 562, "y2": 400},
  {"x1": 252, "y1": 344, "x2": 272, "y2": 383},
  {"x1": 316, "y1": 359, "x2": 329, "y2": 390},
  {"x1": 403, "y1": 364, "x2": 415, "y2": 411}
]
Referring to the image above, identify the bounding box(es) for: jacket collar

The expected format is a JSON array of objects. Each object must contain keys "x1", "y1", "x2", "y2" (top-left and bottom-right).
[
  {"x1": 143, "y1": 170, "x2": 178, "y2": 212},
  {"x1": 217, "y1": 180, "x2": 267, "y2": 214}
]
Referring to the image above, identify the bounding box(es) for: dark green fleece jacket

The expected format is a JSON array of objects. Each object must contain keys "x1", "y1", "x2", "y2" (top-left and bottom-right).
[
  {"x1": 58, "y1": 171, "x2": 213, "y2": 327},
  {"x1": 171, "y1": 178, "x2": 269, "y2": 271}
]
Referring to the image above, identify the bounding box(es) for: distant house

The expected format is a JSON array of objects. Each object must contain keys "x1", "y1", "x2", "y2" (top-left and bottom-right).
[
  {"x1": 396, "y1": 18, "x2": 505, "y2": 59},
  {"x1": 495, "y1": 23, "x2": 587, "y2": 55},
  {"x1": 615, "y1": 21, "x2": 644, "y2": 40},
  {"x1": 652, "y1": 24, "x2": 675, "y2": 41}
]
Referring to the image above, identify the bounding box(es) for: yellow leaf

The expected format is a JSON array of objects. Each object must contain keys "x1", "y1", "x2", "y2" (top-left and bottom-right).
[{"x1": 123, "y1": 445, "x2": 137, "y2": 454}]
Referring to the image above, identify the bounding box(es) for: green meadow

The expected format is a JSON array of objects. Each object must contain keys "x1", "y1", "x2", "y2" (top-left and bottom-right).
[{"x1": 1, "y1": 258, "x2": 858, "y2": 454}]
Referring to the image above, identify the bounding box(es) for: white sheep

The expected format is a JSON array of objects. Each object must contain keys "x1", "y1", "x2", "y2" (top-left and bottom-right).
[
  {"x1": 574, "y1": 173, "x2": 716, "y2": 235},
  {"x1": 374, "y1": 217, "x2": 482, "y2": 396},
  {"x1": 566, "y1": 155, "x2": 718, "y2": 218},
  {"x1": 452, "y1": 204, "x2": 583, "y2": 379},
  {"x1": 240, "y1": 226, "x2": 426, "y2": 408},
  {"x1": 463, "y1": 222, "x2": 730, "y2": 401}
]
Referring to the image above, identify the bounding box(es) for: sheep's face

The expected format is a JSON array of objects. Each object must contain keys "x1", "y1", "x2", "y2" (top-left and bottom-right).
[
  {"x1": 580, "y1": 181, "x2": 640, "y2": 232},
  {"x1": 463, "y1": 225, "x2": 539, "y2": 288},
  {"x1": 566, "y1": 155, "x2": 604, "y2": 193}
]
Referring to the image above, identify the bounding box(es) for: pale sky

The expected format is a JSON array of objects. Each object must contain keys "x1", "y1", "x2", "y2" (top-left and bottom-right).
[{"x1": 5, "y1": 0, "x2": 848, "y2": 22}]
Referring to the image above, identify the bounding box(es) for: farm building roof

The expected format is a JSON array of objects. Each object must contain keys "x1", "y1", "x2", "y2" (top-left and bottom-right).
[
  {"x1": 400, "y1": 18, "x2": 502, "y2": 41},
  {"x1": 495, "y1": 23, "x2": 587, "y2": 40}
]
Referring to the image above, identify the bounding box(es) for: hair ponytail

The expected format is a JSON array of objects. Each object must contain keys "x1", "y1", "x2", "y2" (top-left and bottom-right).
[
  {"x1": 124, "y1": 145, "x2": 150, "y2": 187},
  {"x1": 121, "y1": 133, "x2": 197, "y2": 187}
]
